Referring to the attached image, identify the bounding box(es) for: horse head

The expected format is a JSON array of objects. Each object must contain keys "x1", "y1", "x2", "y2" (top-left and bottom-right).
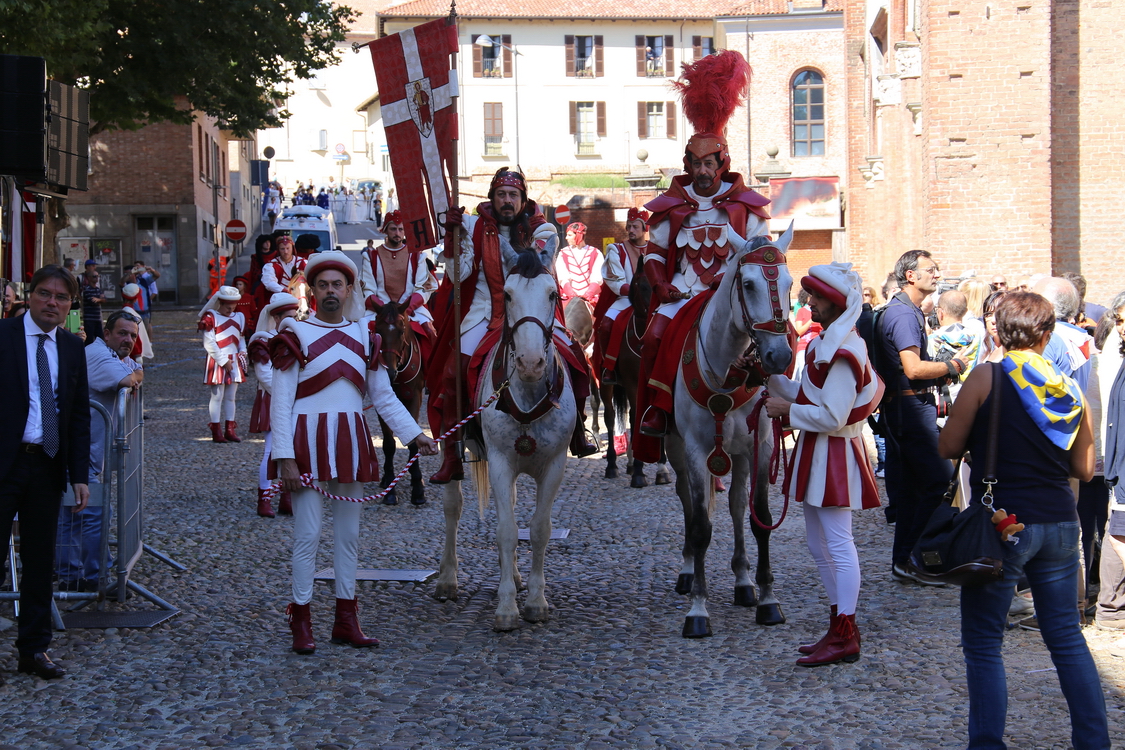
[
  {"x1": 503, "y1": 250, "x2": 557, "y2": 383},
  {"x1": 629, "y1": 258, "x2": 653, "y2": 322},
  {"x1": 732, "y1": 222, "x2": 795, "y2": 375},
  {"x1": 373, "y1": 300, "x2": 409, "y2": 381}
]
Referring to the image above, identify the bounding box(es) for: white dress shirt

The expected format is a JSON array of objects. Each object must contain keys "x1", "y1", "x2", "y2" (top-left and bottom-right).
[{"x1": 22, "y1": 312, "x2": 60, "y2": 444}]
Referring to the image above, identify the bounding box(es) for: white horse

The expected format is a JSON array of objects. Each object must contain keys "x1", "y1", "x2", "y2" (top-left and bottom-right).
[
  {"x1": 435, "y1": 251, "x2": 575, "y2": 631},
  {"x1": 666, "y1": 224, "x2": 795, "y2": 638}
]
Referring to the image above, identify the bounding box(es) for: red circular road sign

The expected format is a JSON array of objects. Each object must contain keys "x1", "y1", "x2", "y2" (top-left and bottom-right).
[
  {"x1": 225, "y1": 219, "x2": 248, "y2": 243},
  {"x1": 554, "y1": 205, "x2": 571, "y2": 225}
]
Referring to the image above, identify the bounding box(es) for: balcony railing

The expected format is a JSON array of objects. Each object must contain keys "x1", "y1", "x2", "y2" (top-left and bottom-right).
[
  {"x1": 482, "y1": 58, "x2": 502, "y2": 78},
  {"x1": 645, "y1": 58, "x2": 665, "y2": 77},
  {"x1": 576, "y1": 140, "x2": 598, "y2": 156},
  {"x1": 574, "y1": 56, "x2": 595, "y2": 78},
  {"x1": 484, "y1": 135, "x2": 504, "y2": 156}
]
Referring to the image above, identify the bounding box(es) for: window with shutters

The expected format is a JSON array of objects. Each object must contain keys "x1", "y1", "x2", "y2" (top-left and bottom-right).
[
  {"x1": 483, "y1": 102, "x2": 504, "y2": 156},
  {"x1": 570, "y1": 101, "x2": 605, "y2": 156},
  {"x1": 472, "y1": 34, "x2": 512, "y2": 78},
  {"x1": 566, "y1": 35, "x2": 603, "y2": 78},
  {"x1": 792, "y1": 69, "x2": 826, "y2": 157},
  {"x1": 637, "y1": 101, "x2": 678, "y2": 140},
  {"x1": 692, "y1": 36, "x2": 716, "y2": 61},
  {"x1": 637, "y1": 35, "x2": 673, "y2": 77}
]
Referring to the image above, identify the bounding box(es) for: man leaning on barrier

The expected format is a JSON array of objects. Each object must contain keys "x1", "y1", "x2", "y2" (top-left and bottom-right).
[
  {"x1": 56, "y1": 311, "x2": 143, "y2": 594},
  {"x1": 0, "y1": 264, "x2": 90, "y2": 681}
]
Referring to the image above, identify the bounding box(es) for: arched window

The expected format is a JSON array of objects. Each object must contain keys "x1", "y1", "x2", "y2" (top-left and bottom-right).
[{"x1": 792, "y1": 70, "x2": 825, "y2": 157}]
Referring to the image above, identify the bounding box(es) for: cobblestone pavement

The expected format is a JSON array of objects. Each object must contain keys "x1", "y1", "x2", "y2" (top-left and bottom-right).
[{"x1": 3, "y1": 309, "x2": 1125, "y2": 749}]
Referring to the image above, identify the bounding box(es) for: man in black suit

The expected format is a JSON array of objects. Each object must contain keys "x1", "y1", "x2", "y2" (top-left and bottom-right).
[{"x1": 0, "y1": 264, "x2": 90, "y2": 680}]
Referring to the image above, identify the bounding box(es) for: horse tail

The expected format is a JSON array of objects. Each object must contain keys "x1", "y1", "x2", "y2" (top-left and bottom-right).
[
  {"x1": 612, "y1": 384, "x2": 628, "y2": 429},
  {"x1": 707, "y1": 472, "x2": 718, "y2": 516},
  {"x1": 470, "y1": 458, "x2": 491, "y2": 520}
]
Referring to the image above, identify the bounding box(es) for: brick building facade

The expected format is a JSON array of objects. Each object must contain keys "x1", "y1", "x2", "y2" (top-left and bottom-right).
[
  {"x1": 60, "y1": 111, "x2": 258, "y2": 304},
  {"x1": 843, "y1": 0, "x2": 1122, "y2": 305}
]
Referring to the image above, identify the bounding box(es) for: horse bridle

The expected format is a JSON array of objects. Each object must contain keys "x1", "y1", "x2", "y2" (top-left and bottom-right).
[
  {"x1": 504, "y1": 315, "x2": 552, "y2": 357},
  {"x1": 735, "y1": 243, "x2": 789, "y2": 336}
]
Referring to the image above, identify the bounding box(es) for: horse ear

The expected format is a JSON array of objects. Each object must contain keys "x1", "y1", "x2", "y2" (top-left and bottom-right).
[{"x1": 773, "y1": 220, "x2": 796, "y2": 254}]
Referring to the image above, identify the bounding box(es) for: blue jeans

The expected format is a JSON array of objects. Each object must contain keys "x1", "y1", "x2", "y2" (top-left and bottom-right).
[{"x1": 960, "y1": 521, "x2": 1109, "y2": 749}]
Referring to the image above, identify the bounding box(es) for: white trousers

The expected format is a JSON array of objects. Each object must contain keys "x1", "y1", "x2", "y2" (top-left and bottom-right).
[
  {"x1": 258, "y1": 431, "x2": 272, "y2": 491},
  {"x1": 804, "y1": 504, "x2": 861, "y2": 616},
  {"x1": 291, "y1": 481, "x2": 363, "y2": 604},
  {"x1": 208, "y1": 383, "x2": 238, "y2": 422}
]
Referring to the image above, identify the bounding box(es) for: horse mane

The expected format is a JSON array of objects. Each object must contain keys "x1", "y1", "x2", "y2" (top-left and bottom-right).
[
  {"x1": 375, "y1": 300, "x2": 402, "y2": 322},
  {"x1": 510, "y1": 249, "x2": 550, "y2": 279}
]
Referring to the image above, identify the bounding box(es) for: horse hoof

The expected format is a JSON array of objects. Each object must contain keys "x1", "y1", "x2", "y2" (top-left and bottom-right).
[
  {"x1": 625, "y1": 461, "x2": 634, "y2": 473},
  {"x1": 675, "y1": 573, "x2": 694, "y2": 595},
  {"x1": 733, "y1": 585, "x2": 758, "y2": 607},
  {"x1": 434, "y1": 583, "x2": 458, "y2": 601},
  {"x1": 655, "y1": 471, "x2": 672, "y2": 486},
  {"x1": 756, "y1": 602, "x2": 787, "y2": 626},
  {"x1": 494, "y1": 614, "x2": 522, "y2": 632},
  {"x1": 682, "y1": 616, "x2": 712, "y2": 638},
  {"x1": 410, "y1": 487, "x2": 426, "y2": 505},
  {"x1": 381, "y1": 489, "x2": 398, "y2": 506},
  {"x1": 379, "y1": 476, "x2": 393, "y2": 489},
  {"x1": 522, "y1": 604, "x2": 549, "y2": 623},
  {"x1": 605, "y1": 465, "x2": 619, "y2": 479},
  {"x1": 630, "y1": 474, "x2": 649, "y2": 489}
]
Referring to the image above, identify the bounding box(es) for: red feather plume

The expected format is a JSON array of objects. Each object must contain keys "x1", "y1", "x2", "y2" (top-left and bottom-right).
[{"x1": 671, "y1": 50, "x2": 752, "y2": 136}]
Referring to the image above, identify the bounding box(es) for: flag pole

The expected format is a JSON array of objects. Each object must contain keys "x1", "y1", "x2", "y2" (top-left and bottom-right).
[{"x1": 447, "y1": 0, "x2": 464, "y2": 462}]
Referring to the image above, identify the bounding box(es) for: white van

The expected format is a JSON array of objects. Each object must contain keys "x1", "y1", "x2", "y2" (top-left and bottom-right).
[{"x1": 274, "y1": 205, "x2": 340, "y2": 252}]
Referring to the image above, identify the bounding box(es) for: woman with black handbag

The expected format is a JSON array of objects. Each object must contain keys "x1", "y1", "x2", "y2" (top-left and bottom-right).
[{"x1": 938, "y1": 291, "x2": 1107, "y2": 750}]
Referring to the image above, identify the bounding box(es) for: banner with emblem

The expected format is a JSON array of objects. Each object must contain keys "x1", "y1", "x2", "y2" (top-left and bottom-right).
[{"x1": 369, "y1": 17, "x2": 459, "y2": 252}]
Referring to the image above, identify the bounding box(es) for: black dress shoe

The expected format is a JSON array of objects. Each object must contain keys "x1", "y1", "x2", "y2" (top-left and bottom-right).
[{"x1": 18, "y1": 652, "x2": 66, "y2": 679}]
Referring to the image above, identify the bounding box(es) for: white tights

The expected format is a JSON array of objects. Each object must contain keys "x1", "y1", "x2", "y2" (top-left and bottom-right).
[
  {"x1": 291, "y1": 482, "x2": 363, "y2": 604},
  {"x1": 208, "y1": 383, "x2": 238, "y2": 423},
  {"x1": 258, "y1": 432, "x2": 272, "y2": 491},
  {"x1": 804, "y1": 504, "x2": 860, "y2": 616}
]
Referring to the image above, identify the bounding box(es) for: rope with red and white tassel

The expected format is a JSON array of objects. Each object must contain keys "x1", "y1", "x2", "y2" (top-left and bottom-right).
[{"x1": 264, "y1": 381, "x2": 510, "y2": 504}]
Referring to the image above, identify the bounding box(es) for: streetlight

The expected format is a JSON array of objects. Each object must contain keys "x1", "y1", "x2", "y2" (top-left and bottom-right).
[{"x1": 474, "y1": 34, "x2": 521, "y2": 167}]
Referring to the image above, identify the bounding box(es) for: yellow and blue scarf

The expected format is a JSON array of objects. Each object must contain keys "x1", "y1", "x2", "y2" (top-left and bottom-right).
[{"x1": 1001, "y1": 350, "x2": 1085, "y2": 450}]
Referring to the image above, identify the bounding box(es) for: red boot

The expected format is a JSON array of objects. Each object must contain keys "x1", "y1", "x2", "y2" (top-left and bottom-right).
[
  {"x1": 277, "y1": 490, "x2": 293, "y2": 516},
  {"x1": 797, "y1": 612, "x2": 860, "y2": 666},
  {"x1": 224, "y1": 420, "x2": 241, "y2": 443},
  {"x1": 209, "y1": 423, "x2": 227, "y2": 443},
  {"x1": 330, "y1": 598, "x2": 380, "y2": 647},
  {"x1": 286, "y1": 602, "x2": 315, "y2": 654},
  {"x1": 256, "y1": 488, "x2": 275, "y2": 518},
  {"x1": 798, "y1": 605, "x2": 837, "y2": 655}
]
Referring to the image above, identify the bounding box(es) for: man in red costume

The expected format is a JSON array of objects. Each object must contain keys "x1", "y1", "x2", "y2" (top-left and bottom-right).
[
  {"x1": 358, "y1": 211, "x2": 437, "y2": 365},
  {"x1": 592, "y1": 208, "x2": 649, "y2": 384},
  {"x1": 635, "y1": 51, "x2": 773, "y2": 450},
  {"x1": 427, "y1": 167, "x2": 597, "y2": 483},
  {"x1": 555, "y1": 222, "x2": 603, "y2": 309}
]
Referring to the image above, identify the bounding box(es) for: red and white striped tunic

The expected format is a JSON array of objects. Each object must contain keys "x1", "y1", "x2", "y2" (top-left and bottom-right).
[
  {"x1": 200, "y1": 311, "x2": 247, "y2": 385},
  {"x1": 771, "y1": 330, "x2": 885, "y2": 510},
  {"x1": 268, "y1": 317, "x2": 422, "y2": 484}
]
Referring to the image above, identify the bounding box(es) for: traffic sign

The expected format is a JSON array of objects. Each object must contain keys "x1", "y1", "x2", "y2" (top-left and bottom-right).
[
  {"x1": 224, "y1": 219, "x2": 247, "y2": 243},
  {"x1": 335, "y1": 143, "x2": 346, "y2": 154},
  {"x1": 554, "y1": 205, "x2": 571, "y2": 225}
]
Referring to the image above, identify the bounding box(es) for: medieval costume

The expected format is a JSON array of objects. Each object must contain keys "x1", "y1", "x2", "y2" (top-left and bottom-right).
[
  {"x1": 767, "y1": 263, "x2": 884, "y2": 666},
  {"x1": 269, "y1": 252, "x2": 426, "y2": 653},
  {"x1": 555, "y1": 222, "x2": 603, "y2": 309},
  {"x1": 248, "y1": 292, "x2": 299, "y2": 518},
  {"x1": 199, "y1": 285, "x2": 248, "y2": 443},
  {"x1": 593, "y1": 208, "x2": 649, "y2": 383}
]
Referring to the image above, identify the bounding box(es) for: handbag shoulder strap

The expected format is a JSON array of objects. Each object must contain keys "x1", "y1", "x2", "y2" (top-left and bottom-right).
[{"x1": 982, "y1": 362, "x2": 1003, "y2": 498}]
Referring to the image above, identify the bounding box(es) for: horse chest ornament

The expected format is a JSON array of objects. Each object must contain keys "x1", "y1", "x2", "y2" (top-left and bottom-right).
[{"x1": 681, "y1": 325, "x2": 760, "y2": 477}]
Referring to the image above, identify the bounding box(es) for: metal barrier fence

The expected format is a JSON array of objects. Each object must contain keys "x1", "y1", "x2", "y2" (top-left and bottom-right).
[{"x1": 4, "y1": 386, "x2": 184, "y2": 630}]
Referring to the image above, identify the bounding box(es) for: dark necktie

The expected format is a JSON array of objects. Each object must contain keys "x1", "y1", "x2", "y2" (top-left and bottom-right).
[{"x1": 37, "y1": 333, "x2": 59, "y2": 458}]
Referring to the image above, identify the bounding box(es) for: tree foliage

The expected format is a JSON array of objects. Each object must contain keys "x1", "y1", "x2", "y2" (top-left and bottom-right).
[{"x1": 0, "y1": 0, "x2": 356, "y2": 135}]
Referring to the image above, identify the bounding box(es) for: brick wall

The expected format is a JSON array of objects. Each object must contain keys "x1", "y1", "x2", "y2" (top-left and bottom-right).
[{"x1": 69, "y1": 121, "x2": 196, "y2": 206}]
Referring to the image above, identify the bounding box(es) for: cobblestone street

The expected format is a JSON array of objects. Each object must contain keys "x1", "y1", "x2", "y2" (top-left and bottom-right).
[{"x1": 3, "y1": 309, "x2": 1125, "y2": 749}]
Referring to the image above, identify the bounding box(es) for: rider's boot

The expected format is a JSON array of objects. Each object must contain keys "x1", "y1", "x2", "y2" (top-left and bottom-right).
[
  {"x1": 596, "y1": 316, "x2": 616, "y2": 384},
  {"x1": 797, "y1": 613, "x2": 860, "y2": 667},
  {"x1": 565, "y1": 340, "x2": 598, "y2": 458}
]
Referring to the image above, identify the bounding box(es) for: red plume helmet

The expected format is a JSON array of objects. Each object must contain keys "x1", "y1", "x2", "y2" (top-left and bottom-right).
[{"x1": 670, "y1": 50, "x2": 752, "y2": 175}]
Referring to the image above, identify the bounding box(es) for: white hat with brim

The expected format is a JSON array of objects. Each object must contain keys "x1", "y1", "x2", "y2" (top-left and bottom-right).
[
  {"x1": 304, "y1": 251, "x2": 364, "y2": 322},
  {"x1": 199, "y1": 285, "x2": 243, "y2": 318},
  {"x1": 256, "y1": 292, "x2": 300, "y2": 335}
]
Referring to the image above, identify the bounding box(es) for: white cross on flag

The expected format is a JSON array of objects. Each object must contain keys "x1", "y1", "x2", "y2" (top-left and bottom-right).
[{"x1": 370, "y1": 18, "x2": 459, "y2": 253}]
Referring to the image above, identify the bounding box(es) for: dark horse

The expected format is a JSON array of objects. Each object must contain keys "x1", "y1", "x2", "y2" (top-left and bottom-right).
[
  {"x1": 372, "y1": 301, "x2": 427, "y2": 505},
  {"x1": 600, "y1": 259, "x2": 672, "y2": 488},
  {"x1": 563, "y1": 295, "x2": 601, "y2": 447}
]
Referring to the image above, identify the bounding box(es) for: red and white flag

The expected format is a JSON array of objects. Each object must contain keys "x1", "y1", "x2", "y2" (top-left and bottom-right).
[{"x1": 369, "y1": 18, "x2": 459, "y2": 253}]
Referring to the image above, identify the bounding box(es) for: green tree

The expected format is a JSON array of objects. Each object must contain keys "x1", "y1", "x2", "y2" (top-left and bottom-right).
[{"x1": 0, "y1": 0, "x2": 357, "y2": 135}]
